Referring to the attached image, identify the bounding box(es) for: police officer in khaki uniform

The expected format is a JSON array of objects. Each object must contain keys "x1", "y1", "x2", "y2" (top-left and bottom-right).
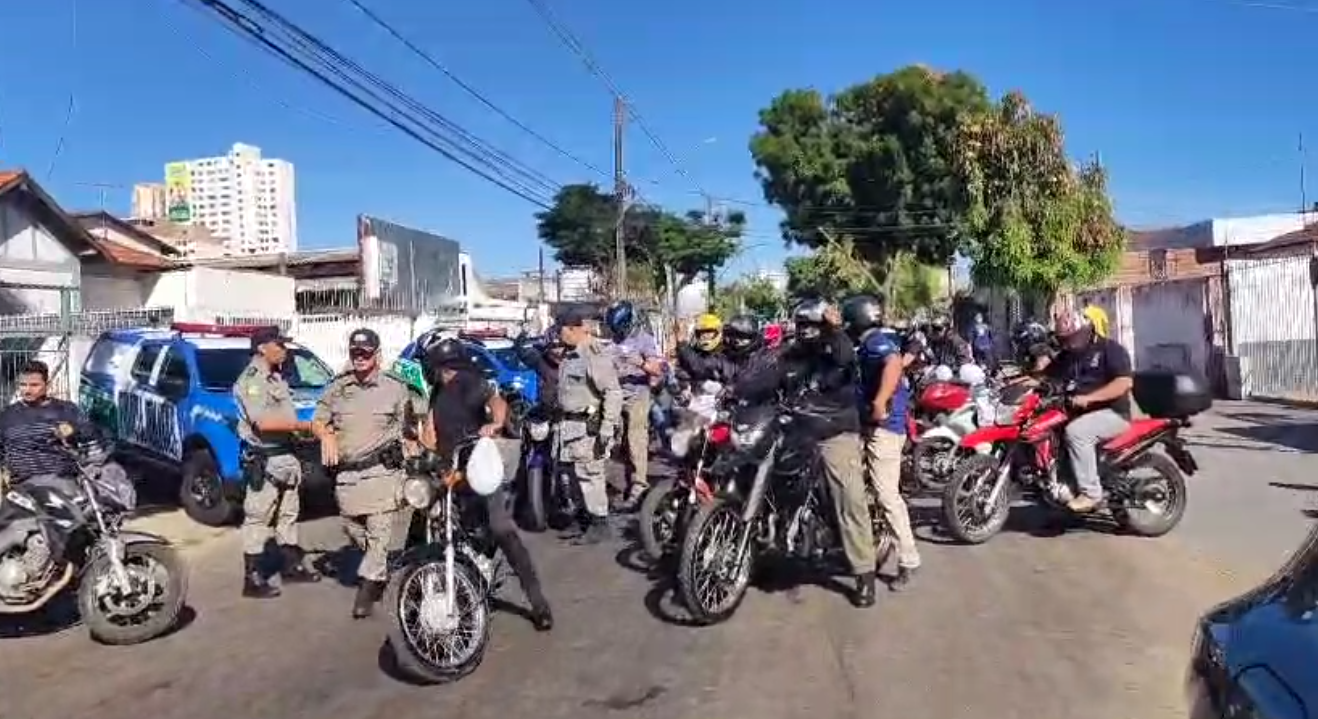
[
  {"x1": 556, "y1": 308, "x2": 623, "y2": 545},
  {"x1": 313, "y1": 328, "x2": 425, "y2": 618},
  {"x1": 233, "y1": 326, "x2": 322, "y2": 599}
]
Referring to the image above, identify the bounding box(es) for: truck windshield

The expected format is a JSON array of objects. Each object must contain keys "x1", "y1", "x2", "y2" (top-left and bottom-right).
[{"x1": 195, "y1": 347, "x2": 334, "y2": 391}]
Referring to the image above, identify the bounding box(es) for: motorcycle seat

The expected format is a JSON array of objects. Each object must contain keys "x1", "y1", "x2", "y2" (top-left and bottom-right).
[{"x1": 1101, "y1": 418, "x2": 1171, "y2": 452}]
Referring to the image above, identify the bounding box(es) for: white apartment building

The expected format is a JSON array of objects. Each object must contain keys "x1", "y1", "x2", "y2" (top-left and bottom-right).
[
  {"x1": 167, "y1": 143, "x2": 297, "y2": 255},
  {"x1": 131, "y1": 183, "x2": 167, "y2": 220}
]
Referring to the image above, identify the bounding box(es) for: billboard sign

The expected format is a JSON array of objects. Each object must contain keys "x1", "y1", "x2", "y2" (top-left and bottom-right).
[
  {"x1": 164, "y1": 162, "x2": 191, "y2": 223},
  {"x1": 356, "y1": 214, "x2": 461, "y2": 312}
]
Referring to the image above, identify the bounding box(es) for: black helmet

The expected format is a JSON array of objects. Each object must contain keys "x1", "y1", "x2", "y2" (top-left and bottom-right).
[
  {"x1": 791, "y1": 298, "x2": 830, "y2": 343},
  {"x1": 425, "y1": 337, "x2": 468, "y2": 370},
  {"x1": 840, "y1": 294, "x2": 885, "y2": 341},
  {"x1": 1011, "y1": 319, "x2": 1052, "y2": 362},
  {"x1": 723, "y1": 314, "x2": 763, "y2": 355}
]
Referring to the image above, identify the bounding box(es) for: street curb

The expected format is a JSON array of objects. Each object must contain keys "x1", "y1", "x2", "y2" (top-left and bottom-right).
[{"x1": 1244, "y1": 396, "x2": 1318, "y2": 411}]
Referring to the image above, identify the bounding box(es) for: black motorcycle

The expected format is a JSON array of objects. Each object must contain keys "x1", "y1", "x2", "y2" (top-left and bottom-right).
[
  {"x1": 386, "y1": 435, "x2": 506, "y2": 685},
  {"x1": 0, "y1": 423, "x2": 187, "y2": 644},
  {"x1": 517, "y1": 404, "x2": 577, "y2": 532},
  {"x1": 676, "y1": 401, "x2": 897, "y2": 625}
]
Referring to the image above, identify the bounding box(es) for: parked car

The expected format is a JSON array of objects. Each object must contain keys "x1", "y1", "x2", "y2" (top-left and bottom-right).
[
  {"x1": 78, "y1": 323, "x2": 335, "y2": 526},
  {"x1": 1188, "y1": 525, "x2": 1318, "y2": 718},
  {"x1": 390, "y1": 329, "x2": 539, "y2": 433}
]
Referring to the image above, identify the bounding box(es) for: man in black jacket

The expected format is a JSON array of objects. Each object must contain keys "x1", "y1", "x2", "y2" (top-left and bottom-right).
[
  {"x1": 0, "y1": 361, "x2": 91, "y2": 484},
  {"x1": 733, "y1": 299, "x2": 879, "y2": 608}
]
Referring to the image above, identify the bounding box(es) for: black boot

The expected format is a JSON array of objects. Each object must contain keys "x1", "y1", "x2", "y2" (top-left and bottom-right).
[
  {"x1": 279, "y1": 545, "x2": 322, "y2": 584},
  {"x1": 242, "y1": 554, "x2": 280, "y2": 599},
  {"x1": 352, "y1": 580, "x2": 385, "y2": 619},
  {"x1": 499, "y1": 534, "x2": 554, "y2": 632},
  {"x1": 852, "y1": 572, "x2": 876, "y2": 608},
  {"x1": 571, "y1": 515, "x2": 612, "y2": 546}
]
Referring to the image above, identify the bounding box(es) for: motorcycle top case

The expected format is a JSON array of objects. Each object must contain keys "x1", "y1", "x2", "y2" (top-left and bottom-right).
[{"x1": 1132, "y1": 370, "x2": 1213, "y2": 419}]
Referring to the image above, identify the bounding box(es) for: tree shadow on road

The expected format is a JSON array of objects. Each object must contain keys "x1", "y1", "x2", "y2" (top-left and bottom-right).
[{"x1": 1213, "y1": 411, "x2": 1318, "y2": 454}]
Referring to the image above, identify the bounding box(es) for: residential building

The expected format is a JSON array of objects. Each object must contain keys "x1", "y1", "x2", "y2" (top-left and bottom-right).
[
  {"x1": 126, "y1": 217, "x2": 228, "y2": 260},
  {"x1": 165, "y1": 142, "x2": 297, "y2": 256},
  {"x1": 131, "y1": 183, "x2": 167, "y2": 220}
]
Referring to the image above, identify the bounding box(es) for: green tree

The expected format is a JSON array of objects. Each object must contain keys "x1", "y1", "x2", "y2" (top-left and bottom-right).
[
  {"x1": 886, "y1": 252, "x2": 945, "y2": 318},
  {"x1": 749, "y1": 65, "x2": 991, "y2": 267},
  {"x1": 712, "y1": 276, "x2": 785, "y2": 320},
  {"x1": 535, "y1": 183, "x2": 742, "y2": 299},
  {"x1": 785, "y1": 238, "x2": 881, "y2": 300},
  {"x1": 953, "y1": 92, "x2": 1124, "y2": 298}
]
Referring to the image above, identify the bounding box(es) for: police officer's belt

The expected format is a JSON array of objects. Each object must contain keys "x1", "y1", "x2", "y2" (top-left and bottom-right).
[{"x1": 332, "y1": 443, "x2": 403, "y2": 474}]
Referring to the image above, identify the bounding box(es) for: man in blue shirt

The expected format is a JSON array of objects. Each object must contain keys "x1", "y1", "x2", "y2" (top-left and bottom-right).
[{"x1": 842, "y1": 294, "x2": 921, "y2": 592}]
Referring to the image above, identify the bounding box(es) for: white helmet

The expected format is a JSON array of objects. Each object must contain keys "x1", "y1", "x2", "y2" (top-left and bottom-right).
[
  {"x1": 958, "y1": 363, "x2": 987, "y2": 386},
  {"x1": 931, "y1": 365, "x2": 954, "y2": 382}
]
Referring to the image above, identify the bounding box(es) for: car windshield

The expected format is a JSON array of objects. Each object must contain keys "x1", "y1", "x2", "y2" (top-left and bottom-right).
[
  {"x1": 195, "y1": 347, "x2": 334, "y2": 391},
  {"x1": 488, "y1": 346, "x2": 529, "y2": 372}
]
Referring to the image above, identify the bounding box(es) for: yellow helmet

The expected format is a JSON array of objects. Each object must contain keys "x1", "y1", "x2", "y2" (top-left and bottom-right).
[
  {"x1": 1082, "y1": 304, "x2": 1110, "y2": 338},
  {"x1": 693, "y1": 313, "x2": 723, "y2": 351}
]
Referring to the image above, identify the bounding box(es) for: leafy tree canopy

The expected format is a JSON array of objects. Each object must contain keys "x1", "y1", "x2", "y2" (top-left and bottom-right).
[
  {"x1": 749, "y1": 65, "x2": 991, "y2": 267},
  {"x1": 953, "y1": 92, "x2": 1124, "y2": 297},
  {"x1": 785, "y1": 238, "x2": 881, "y2": 301},
  {"x1": 712, "y1": 276, "x2": 786, "y2": 320},
  {"x1": 886, "y1": 252, "x2": 945, "y2": 319},
  {"x1": 535, "y1": 183, "x2": 744, "y2": 295}
]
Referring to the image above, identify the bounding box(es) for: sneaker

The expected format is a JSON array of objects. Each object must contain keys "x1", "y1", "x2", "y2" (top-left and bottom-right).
[{"x1": 1067, "y1": 495, "x2": 1101, "y2": 513}]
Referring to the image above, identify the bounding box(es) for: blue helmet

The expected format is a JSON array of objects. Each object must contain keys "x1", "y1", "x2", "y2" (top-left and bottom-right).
[{"x1": 604, "y1": 300, "x2": 635, "y2": 337}]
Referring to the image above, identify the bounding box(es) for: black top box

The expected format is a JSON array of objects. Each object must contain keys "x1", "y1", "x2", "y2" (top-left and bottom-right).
[{"x1": 1132, "y1": 370, "x2": 1213, "y2": 419}]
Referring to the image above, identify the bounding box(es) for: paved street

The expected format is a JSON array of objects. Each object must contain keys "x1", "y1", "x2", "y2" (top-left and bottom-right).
[{"x1": 0, "y1": 401, "x2": 1312, "y2": 719}]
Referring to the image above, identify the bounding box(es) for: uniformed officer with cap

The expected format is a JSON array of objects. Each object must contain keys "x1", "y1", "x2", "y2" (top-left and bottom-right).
[
  {"x1": 555, "y1": 307, "x2": 623, "y2": 544},
  {"x1": 233, "y1": 325, "x2": 322, "y2": 599},
  {"x1": 313, "y1": 327, "x2": 426, "y2": 618}
]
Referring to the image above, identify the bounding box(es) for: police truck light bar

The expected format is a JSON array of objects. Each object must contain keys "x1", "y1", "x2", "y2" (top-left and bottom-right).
[{"x1": 170, "y1": 323, "x2": 276, "y2": 338}]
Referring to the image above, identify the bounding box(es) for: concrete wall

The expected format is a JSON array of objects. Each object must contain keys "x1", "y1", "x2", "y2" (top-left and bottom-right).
[
  {"x1": 145, "y1": 266, "x2": 297, "y2": 319},
  {"x1": 0, "y1": 193, "x2": 80, "y2": 312}
]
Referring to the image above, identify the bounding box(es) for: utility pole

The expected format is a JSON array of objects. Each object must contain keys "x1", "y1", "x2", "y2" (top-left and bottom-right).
[{"x1": 613, "y1": 96, "x2": 628, "y2": 298}]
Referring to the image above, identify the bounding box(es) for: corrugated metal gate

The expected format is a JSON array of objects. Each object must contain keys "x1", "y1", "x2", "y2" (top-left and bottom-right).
[{"x1": 1226, "y1": 254, "x2": 1318, "y2": 401}]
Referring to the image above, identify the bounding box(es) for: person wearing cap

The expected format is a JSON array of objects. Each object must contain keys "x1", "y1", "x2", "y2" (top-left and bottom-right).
[
  {"x1": 1046, "y1": 309, "x2": 1134, "y2": 513},
  {"x1": 313, "y1": 328, "x2": 427, "y2": 618},
  {"x1": 556, "y1": 306, "x2": 624, "y2": 544},
  {"x1": 233, "y1": 326, "x2": 322, "y2": 599}
]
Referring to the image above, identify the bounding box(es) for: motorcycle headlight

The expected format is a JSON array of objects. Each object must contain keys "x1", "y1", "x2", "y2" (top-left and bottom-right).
[
  {"x1": 529, "y1": 421, "x2": 550, "y2": 442},
  {"x1": 401, "y1": 477, "x2": 436, "y2": 510},
  {"x1": 732, "y1": 423, "x2": 767, "y2": 449}
]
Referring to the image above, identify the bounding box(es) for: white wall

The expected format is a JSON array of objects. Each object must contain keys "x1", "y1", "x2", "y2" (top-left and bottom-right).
[
  {"x1": 0, "y1": 193, "x2": 80, "y2": 313},
  {"x1": 145, "y1": 266, "x2": 296, "y2": 318},
  {"x1": 81, "y1": 271, "x2": 147, "y2": 310}
]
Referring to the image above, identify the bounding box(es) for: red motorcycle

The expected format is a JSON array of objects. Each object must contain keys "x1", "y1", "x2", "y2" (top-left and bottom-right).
[{"x1": 939, "y1": 372, "x2": 1208, "y2": 544}]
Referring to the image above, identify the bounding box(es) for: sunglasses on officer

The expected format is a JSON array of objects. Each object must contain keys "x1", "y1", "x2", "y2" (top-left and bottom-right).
[{"x1": 348, "y1": 347, "x2": 377, "y2": 361}]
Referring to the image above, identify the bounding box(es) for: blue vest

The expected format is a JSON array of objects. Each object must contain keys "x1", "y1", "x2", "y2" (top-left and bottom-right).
[{"x1": 856, "y1": 328, "x2": 908, "y2": 434}]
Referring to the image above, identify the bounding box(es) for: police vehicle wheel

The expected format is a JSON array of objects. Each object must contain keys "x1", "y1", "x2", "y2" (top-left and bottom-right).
[{"x1": 180, "y1": 450, "x2": 238, "y2": 527}]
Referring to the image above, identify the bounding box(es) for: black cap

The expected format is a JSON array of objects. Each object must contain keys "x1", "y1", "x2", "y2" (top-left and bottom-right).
[
  {"x1": 556, "y1": 306, "x2": 594, "y2": 328},
  {"x1": 250, "y1": 325, "x2": 291, "y2": 352},
  {"x1": 348, "y1": 328, "x2": 381, "y2": 353}
]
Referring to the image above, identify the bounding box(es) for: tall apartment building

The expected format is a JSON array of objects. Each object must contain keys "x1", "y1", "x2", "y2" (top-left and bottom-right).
[
  {"x1": 164, "y1": 142, "x2": 297, "y2": 256},
  {"x1": 130, "y1": 183, "x2": 167, "y2": 220}
]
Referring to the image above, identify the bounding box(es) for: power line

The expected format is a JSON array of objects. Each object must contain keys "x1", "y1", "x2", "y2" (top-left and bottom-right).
[
  {"x1": 521, "y1": 0, "x2": 711, "y2": 200},
  {"x1": 342, "y1": 0, "x2": 609, "y2": 181},
  {"x1": 46, "y1": 0, "x2": 79, "y2": 181},
  {"x1": 182, "y1": 0, "x2": 561, "y2": 207}
]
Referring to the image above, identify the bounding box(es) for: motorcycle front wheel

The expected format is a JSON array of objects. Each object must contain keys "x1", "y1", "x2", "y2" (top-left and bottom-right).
[
  {"x1": 941, "y1": 453, "x2": 1013, "y2": 544},
  {"x1": 638, "y1": 477, "x2": 689, "y2": 563},
  {"x1": 79, "y1": 541, "x2": 188, "y2": 646},
  {"x1": 522, "y1": 462, "x2": 549, "y2": 533},
  {"x1": 677, "y1": 498, "x2": 754, "y2": 626},
  {"x1": 385, "y1": 554, "x2": 491, "y2": 685}
]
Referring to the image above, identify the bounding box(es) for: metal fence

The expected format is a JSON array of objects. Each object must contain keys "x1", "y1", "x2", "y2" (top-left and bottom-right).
[{"x1": 1226, "y1": 254, "x2": 1318, "y2": 402}]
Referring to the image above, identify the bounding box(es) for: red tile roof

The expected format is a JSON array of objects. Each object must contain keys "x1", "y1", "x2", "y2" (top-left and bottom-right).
[
  {"x1": 0, "y1": 171, "x2": 23, "y2": 190},
  {"x1": 91, "y1": 237, "x2": 173, "y2": 269}
]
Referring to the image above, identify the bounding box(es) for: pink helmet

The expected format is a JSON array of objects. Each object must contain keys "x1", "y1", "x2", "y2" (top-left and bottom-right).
[{"x1": 763, "y1": 323, "x2": 784, "y2": 349}]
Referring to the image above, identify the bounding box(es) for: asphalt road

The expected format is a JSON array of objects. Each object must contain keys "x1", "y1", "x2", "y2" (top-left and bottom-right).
[{"x1": 0, "y1": 401, "x2": 1311, "y2": 719}]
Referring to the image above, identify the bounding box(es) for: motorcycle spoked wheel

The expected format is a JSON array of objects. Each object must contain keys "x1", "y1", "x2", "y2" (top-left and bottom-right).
[
  {"x1": 79, "y1": 542, "x2": 188, "y2": 646},
  {"x1": 638, "y1": 477, "x2": 692, "y2": 563},
  {"x1": 912, "y1": 436, "x2": 960, "y2": 492},
  {"x1": 1110, "y1": 453, "x2": 1188, "y2": 538},
  {"x1": 677, "y1": 498, "x2": 755, "y2": 626},
  {"x1": 941, "y1": 453, "x2": 1013, "y2": 545},
  {"x1": 385, "y1": 553, "x2": 491, "y2": 685}
]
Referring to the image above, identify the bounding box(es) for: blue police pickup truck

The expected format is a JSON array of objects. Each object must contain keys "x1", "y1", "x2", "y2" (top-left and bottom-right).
[
  {"x1": 78, "y1": 323, "x2": 334, "y2": 526},
  {"x1": 390, "y1": 329, "x2": 539, "y2": 432}
]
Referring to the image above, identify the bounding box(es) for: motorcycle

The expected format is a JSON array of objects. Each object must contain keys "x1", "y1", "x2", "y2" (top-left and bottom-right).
[
  {"x1": 517, "y1": 404, "x2": 576, "y2": 532},
  {"x1": 387, "y1": 434, "x2": 506, "y2": 684},
  {"x1": 637, "y1": 381, "x2": 729, "y2": 562},
  {"x1": 940, "y1": 374, "x2": 1206, "y2": 544},
  {"x1": 907, "y1": 368, "x2": 999, "y2": 493},
  {"x1": 0, "y1": 423, "x2": 187, "y2": 644},
  {"x1": 676, "y1": 398, "x2": 897, "y2": 626}
]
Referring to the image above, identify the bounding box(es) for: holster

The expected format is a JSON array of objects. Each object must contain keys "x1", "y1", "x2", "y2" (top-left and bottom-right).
[
  {"x1": 330, "y1": 442, "x2": 404, "y2": 476},
  {"x1": 240, "y1": 446, "x2": 268, "y2": 493}
]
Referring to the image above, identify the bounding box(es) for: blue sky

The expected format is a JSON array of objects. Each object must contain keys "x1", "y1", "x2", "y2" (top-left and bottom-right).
[{"x1": 1, "y1": 0, "x2": 1315, "y2": 278}]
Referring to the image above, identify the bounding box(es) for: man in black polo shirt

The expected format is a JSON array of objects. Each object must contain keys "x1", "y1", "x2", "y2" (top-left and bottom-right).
[
  {"x1": 1045, "y1": 310, "x2": 1133, "y2": 513},
  {"x1": 421, "y1": 338, "x2": 553, "y2": 631},
  {"x1": 0, "y1": 361, "x2": 90, "y2": 484}
]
